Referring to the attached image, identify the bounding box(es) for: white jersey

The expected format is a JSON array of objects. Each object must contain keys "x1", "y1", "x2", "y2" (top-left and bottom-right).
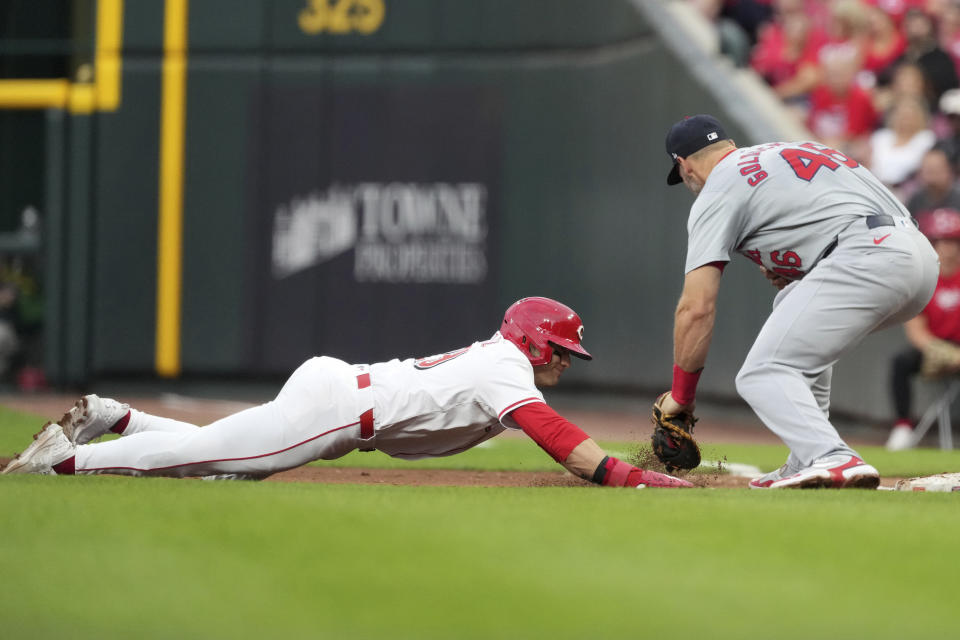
[
  {"x1": 73, "y1": 335, "x2": 547, "y2": 477},
  {"x1": 684, "y1": 141, "x2": 913, "y2": 279},
  {"x1": 363, "y1": 332, "x2": 545, "y2": 459}
]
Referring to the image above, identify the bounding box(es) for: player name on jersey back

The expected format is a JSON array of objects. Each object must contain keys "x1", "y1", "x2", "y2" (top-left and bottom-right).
[{"x1": 684, "y1": 140, "x2": 912, "y2": 280}]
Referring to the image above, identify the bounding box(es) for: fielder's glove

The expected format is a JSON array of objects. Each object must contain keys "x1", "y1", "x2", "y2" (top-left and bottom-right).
[{"x1": 650, "y1": 392, "x2": 701, "y2": 472}]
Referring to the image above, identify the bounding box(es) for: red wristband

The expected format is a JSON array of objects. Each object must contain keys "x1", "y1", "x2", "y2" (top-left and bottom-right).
[
  {"x1": 598, "y1": 456, "x2": 633, "y2": 487},
  {"x1": 671, "y1": 364, "x2": 702, "y2": 406}
]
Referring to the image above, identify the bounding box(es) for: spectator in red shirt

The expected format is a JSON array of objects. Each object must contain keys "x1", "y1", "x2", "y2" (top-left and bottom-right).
[
  {"x1": 807, "y1": 47, "x2": 879, "y2": 155},
  {"x1": 750, "y1": 0, "x2": 828, "y2": 103},
  {"x1": 862, "y1": 1, "x2": 907, "y2": 78},
  {"x1": 886, "y1": 207, "x2": 960, "y2": 450}
]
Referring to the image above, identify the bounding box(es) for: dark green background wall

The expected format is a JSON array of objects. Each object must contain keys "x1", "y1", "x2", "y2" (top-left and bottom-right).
[{"x1": 33, "y1": 1, "x2": 775, "y2": 403}]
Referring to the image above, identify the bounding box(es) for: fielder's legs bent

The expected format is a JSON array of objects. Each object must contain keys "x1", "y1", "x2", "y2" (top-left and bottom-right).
[
  {"x1": 736, "y1": 222, "x2": 938, "y2": 471},
  {"x1": 74, "y1": 357, "x2": 367, "y2": 478},
  {"x1": 811, "y1": 366, "x2": 832, "y2": 419}
]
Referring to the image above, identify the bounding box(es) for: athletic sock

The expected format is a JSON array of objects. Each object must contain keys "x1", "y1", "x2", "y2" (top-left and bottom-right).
[
  {"x1": 110, "y1": 411, "x2": 131, "y2": 435},
  {"x1": 52, "y1": 456, "x2": 76, "y2": 475}
]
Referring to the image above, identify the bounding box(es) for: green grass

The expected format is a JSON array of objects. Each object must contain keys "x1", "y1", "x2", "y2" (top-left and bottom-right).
[
  {"x1": 1, "y1": 477, "x2": 957, "y2": 639},
  {"x1": 3, "y1": 403, "x2": 960, "y2": 638},
  {"x1": 0, "y1": 405, "x2": 48, "y2": 453}
]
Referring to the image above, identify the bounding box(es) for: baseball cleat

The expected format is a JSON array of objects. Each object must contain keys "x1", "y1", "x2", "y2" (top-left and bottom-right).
[
  {"x1": 885, "y1": 424, "x2": 914, "y2": 452},
  {"x1": 754, "y1": 455, "x2": 879, "y2": 489},
  {"x1": 58, "y1": 394, "x2": 130, "y2": 445},
  {"x1": 2, "y1": 423, "x2": 75, "y2": 475},
  {"x1": 749, "y1": 464, "x2": 788, "y2": 489}
]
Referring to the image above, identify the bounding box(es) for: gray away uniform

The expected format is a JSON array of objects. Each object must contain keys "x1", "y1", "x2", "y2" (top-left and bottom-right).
[{"x1": 686, "y1": 141, "x2": 939, "y2": 470}]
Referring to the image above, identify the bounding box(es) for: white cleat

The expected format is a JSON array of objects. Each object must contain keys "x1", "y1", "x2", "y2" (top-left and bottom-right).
[
  {"x1": 749, "y1": 464, "x2": 789, "y2": 489},
  {"x1": 58, "y1": 394, "x2": 130, "y2": 445},
  {"x1": 764, "y1": 454, "x2": 879, "y2": 489},
  {"x1": 2, "y1": 423, "x2": 75, "y2": 475},
  {"x1": 885, "y1": 425, "x2": 914, "y2": 452}
]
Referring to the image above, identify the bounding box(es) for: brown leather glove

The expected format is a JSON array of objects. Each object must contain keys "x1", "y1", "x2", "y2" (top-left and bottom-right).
[{"x1": 651, "y1": 392, "x2": 701, "y2": 472}]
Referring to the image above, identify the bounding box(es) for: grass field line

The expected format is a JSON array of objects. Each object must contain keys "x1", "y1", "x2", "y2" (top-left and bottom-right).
[{"x1": 702, "y1": 459, "x2": 762, "y2": 478}]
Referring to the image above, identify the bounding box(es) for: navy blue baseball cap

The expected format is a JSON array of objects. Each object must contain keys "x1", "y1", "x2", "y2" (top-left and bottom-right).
[{"x1": 665, "y1": 114, "x2": 729, "y2": 185}]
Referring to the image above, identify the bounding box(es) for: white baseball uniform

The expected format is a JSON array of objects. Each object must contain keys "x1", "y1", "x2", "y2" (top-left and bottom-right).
[
  {"x1": 73, "y1": 332, "x2": 545, "y2": 478},
  {"x1": 686, "y1": 141, "x2": 939, "y2": 470}
]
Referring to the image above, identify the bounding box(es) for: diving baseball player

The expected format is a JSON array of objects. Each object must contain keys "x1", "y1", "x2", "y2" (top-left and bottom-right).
[
  {"x1": 656, "y1": 114, "x2": 939, "y2": 489},
  {"x1": 3, "y1": 297, "x2": 691, "y2": 489}
]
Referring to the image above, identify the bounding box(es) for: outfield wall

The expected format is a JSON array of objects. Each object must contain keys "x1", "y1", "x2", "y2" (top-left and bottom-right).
[{"x1": 15, "y1": 0, "x2": 909, "y2": 421}]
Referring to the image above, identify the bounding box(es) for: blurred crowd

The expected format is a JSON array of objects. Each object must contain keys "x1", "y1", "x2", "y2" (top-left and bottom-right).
[{"x1": 694, "y1": 0, "x2": 960, "y2": 206}]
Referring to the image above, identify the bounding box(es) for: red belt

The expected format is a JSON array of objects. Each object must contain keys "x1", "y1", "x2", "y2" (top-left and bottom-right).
[{"x1": 357, "y1": 373, "x2": 375, "y2": 451}]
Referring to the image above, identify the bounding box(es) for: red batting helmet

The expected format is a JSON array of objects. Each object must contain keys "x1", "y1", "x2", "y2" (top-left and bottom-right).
[
  {"x1": 922, "y1": 208, "x2": 960, "y2": 240},
  {"x1": 501, "y1": 297, "x2": 592, "y2": 366}
]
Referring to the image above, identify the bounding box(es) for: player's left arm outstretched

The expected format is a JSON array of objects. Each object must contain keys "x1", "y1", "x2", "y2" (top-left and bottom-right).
[
  {"x1": 508, "y1": 402, "x2": 692, "y2": 488},
  {"x1": 498, "y1": 296, "x2": 691, "y2": 488}
]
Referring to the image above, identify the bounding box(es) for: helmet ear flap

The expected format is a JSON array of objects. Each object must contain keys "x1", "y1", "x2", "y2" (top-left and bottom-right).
[
  {"x1": 518, "y1": 332, "x2": 552, "y2": 366},
  {"x1": 526, "y1": 339, "x2": 554, "y2": 365}
]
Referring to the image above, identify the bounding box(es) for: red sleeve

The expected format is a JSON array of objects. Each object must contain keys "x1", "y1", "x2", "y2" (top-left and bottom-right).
[
  {"x1": 846, "y1": 88, "x2": 878, "y2": 136},
  {"x1": 509, "y1": 402, "x2": 590, "y2": 463},
  {"x1": 806, "y1": 86, "x2": 829, "y2": 131},
  {"x1": 749, "y1": 26, "x2": 782, "y2": 77}
]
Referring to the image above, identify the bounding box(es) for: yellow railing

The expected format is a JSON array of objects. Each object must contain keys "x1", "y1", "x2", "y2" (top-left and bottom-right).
[
  {"x1": 155, "y1": 0, "x2": 188, "y2": 377},
  {"x1": 0, "y1": 0, "x2": 124, "y2": 113},
  {"x1": 0, "y1": 0, "x2": 190, "y2": 378}
]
